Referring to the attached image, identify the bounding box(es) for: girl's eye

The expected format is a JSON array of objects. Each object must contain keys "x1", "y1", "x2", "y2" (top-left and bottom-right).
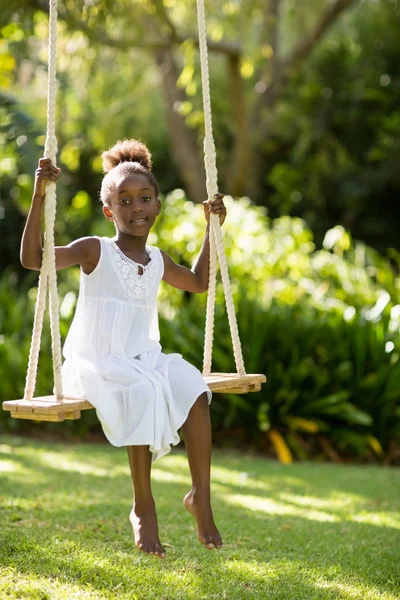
[
  {"x1": 120, "y1": 198, "x2": 130, "y2": 205},
  {"x1": 142, "y1": 196, "x2": 151, "y2": 202}
]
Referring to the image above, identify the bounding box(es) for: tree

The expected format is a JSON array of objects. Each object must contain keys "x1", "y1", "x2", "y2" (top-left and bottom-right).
[
  {"x1": 2, "y1": 0, "x2": 400, "y2": 254},
  {"x1": 2, "y1": 0, "x2": 357, "y2": 203}
]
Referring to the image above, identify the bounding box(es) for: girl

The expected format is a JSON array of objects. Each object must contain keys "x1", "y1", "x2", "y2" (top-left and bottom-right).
[{"x1": 21, "y1": 138, "x2": 227, "y2": 560}]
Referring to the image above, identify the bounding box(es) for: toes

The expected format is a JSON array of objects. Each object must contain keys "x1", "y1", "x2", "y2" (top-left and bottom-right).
[
  {"x1": 203, "y1": 534, "x2": 223, "y2": 550},
  {"x1": 140, "y1": 543, "x2": 152, "y2": 555},
  {"x1": 155, "y1": 544, "x2": 166, "y2": 559},
  {"x1": 137, "y1": 541, "x2": 166, "y2": 558}
]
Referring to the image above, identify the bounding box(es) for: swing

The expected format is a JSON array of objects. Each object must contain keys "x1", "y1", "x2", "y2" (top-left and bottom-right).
[{"x1": 2, "y1": 0, "x2": 266, "y2": 423}]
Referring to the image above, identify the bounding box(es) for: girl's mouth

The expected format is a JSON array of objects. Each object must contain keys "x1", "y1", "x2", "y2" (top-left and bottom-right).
[{"x1": 130, "y1": 218, "x2": 147, "y2": 225}]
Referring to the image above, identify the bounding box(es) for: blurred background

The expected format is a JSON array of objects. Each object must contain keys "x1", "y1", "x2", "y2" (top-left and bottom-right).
[{"x1": 1, "y1": 0, "x2": 399, "y2": 464}]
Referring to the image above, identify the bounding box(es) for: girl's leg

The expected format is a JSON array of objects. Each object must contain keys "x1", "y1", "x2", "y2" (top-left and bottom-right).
[
  {"x1": 181, "y1": 392, "x2": 223, "y2": 549},
  {"x1": 126, "y1": 445, "x2": 166, "y2": 559}
]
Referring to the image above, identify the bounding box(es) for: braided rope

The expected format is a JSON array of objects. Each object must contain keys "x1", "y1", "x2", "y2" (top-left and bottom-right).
[
  {"x1": 203, "y1": 216, "x2": 217, "y2": 375},
  {"x1": 24, "y1": 0, "x2": 63, "y2": 401},
  {"x1": 23, "y1": 267, "x2": 48, "y2": 400},
  {"x1": 196, "y1": 0, "x2": 245, "y2": 377}
]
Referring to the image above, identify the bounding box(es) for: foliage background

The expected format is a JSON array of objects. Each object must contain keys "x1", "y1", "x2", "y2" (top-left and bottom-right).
[{"x1": 1, "y1": 0, "x2": 400, "y2": 463}]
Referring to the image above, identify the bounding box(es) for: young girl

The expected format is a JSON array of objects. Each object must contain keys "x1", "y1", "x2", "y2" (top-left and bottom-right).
[{"x1": 21, "y1": 138, "x2": 227, "y2": 559}]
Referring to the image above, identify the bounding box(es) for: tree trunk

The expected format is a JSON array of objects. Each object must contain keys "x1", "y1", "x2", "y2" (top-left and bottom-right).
[
  {"x1": 226, "y1": 54, "x2": 252, "y2": 197},
  {"x1": 250, "y1": 0, "x2": 355, "y2": 200},
  {"x1": 153, "y1": 49, "x2": 207, "y2": 203}
]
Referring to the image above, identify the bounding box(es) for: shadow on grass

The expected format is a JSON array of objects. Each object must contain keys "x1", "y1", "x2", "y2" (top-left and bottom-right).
[{"x1": 1, "y1": 436, "x2": 399, "y2": 599}]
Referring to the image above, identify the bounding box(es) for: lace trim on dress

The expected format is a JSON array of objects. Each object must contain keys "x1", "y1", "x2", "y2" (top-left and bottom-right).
[{"x1": 108, "y1": 241, "x2": 157, "y2": 300}]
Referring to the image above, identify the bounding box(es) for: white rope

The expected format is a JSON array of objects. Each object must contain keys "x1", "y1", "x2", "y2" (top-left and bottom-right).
[
  {"x1": 196, "y1": 0, "x2": 246, "y2": 377},
  {"x1": 24, "y1": 0, "x2": 63, "y2": 401},
  {"x1": 203, "y1": 216, "x2": 217, "y2": 375}
]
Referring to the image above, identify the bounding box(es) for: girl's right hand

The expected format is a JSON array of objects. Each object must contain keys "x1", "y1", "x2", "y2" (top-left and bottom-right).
[{"x1": 33, "y1": 158, "x2": 61, "y2": 199}]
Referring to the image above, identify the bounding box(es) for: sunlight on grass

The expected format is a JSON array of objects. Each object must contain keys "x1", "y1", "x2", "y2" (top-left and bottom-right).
[
  {"x1": 1, "y1": 437, "x2": 399, "y2": 600},
  {"x1": 151, "y1": 468, "x2": 191, "y2": 485},
  {"x1": 314, "y1": 579, "x2": 399, "y2": 600},
  {"x1": 225, "y1": 560, "x2": 399, "y2": 600},
  {"x1": 0, "y1": 444, "x2": 13, "y2": 454},
  {"x1": 0, "y1": 460, "x2": 20, "y2": 473},
  {"x1": 1, "y1": 566, "x2": 110, "y2": 600},
  {"x1": 210, "y1": 465, "x2": 274, "y2": 491},
  {"x1": 225, "y1": 558, "x2": 272, "y2": 579},
  {"x1": 279, "y1": 492, "x2": 361, "y2": 510},
  {"x1": 351, "y1": 513, "x2": 400, "y2": 529},
  {"x1": 35, "y1": 451, "x2": 129, "y2": 478},
  {"x1": 225, "y1": 493, "x2": 339, "y2": 522}
]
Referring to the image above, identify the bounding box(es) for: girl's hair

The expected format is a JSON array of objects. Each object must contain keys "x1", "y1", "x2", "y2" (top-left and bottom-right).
[{"x1": 99, "y1": 139, "x2": 160, "y2": 205}]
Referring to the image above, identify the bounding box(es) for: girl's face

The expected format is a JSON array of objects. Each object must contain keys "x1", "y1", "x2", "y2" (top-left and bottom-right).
[{"x1": 103, "y1": 173, "x2": 161, "y2": 236}]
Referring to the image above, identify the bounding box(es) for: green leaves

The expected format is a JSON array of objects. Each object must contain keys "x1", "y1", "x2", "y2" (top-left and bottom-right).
[
  {"x1": 150, "y1": 195, "x2": 400, "y2": 461},
  {"x1": 1, "y1": 193, "x2": 399, "y2": 462}
]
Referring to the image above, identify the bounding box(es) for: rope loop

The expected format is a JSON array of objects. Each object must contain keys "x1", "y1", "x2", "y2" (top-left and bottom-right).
[{"x1": 24, "y1": 0, "x2": 63, "y2": 401}]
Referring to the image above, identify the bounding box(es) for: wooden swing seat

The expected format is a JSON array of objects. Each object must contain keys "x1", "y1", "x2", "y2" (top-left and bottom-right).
[{"x1": 2, "y1": 373, "x2": 266, "y2": 422}]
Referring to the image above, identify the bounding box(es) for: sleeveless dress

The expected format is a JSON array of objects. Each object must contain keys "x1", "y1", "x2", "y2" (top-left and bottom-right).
[{"x1": 61, "y1": 236, "x2": 212, "y2": 462}]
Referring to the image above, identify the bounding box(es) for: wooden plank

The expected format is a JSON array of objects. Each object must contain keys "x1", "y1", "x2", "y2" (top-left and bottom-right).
[
  {"x1": 204, "y1": 373, "x2": 266, "y2": 393},
  {"x1": 10, "y1": 412, "x2": 67, "y2": 422},
  {"x1": 2, "y1": 373, "x2": 267, "y2": 421},
  {"x1": 65, "y1": 411, "x2": 82, "y2": 420},
  {"x1": 10, "y1": 410, "x2": 81, "y2": 422},
  {"x1": 248, "y1": 383, "x2": 262, "y2": 392},
  {"x1": 3, "y1": 396, "x2": 93, "y2": 414},
  {"x1": 212, "y1": 382, "x2": 264, "y2": 394}
]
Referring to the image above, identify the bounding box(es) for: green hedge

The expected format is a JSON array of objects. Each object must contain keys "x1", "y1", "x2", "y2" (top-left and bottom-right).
[{"x1": 1, "y1": 194, "x2": 399, "y2": 462}]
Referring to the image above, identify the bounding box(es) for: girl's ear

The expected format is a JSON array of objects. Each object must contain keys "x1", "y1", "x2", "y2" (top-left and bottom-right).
[{"x1": 103, "y1": 205, "x2": 113, "y2": 220}]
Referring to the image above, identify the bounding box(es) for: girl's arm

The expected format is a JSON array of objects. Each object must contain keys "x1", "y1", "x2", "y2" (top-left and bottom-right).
[
  {"x1": 21, "y1": 158, "x2": 99, "y2": 274},
  {"x1": 161, "y1": 193, "x2": 226, "y2": 293}
]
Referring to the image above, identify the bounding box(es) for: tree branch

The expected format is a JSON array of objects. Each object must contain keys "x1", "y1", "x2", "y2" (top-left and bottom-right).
[
  {"x1": 151, "y1": 0, "x2": 179, "y2": 41},
  {"x1": 32, "y1": 0, "x2": 241, "y2": 58},
  {"x1": 249, "y1": 0, "x2": 357, "y2": 199},
  {"x1": 255, "y1": 0, "x2": 281, "y2": 84},
  {"x1": 283, "y1": 0, "x2": 355, "y2": 73},
  {"x1": 253, "y1": 0, "x2": 356, "y2": 135}
]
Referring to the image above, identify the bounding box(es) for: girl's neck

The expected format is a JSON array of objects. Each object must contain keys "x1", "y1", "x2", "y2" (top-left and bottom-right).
[{"x1": 113, "y1": 231, "x2": 149, "y2": 251}]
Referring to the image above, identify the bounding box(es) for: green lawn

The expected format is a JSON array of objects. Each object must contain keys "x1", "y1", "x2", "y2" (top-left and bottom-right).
[{"x1": 0, "y1": 435, "x2": 399, "y2": 600}]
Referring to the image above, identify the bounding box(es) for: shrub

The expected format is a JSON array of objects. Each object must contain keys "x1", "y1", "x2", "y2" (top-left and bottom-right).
[{"x1": 1, "y1": 193, "x2": 399, "y2": 462}]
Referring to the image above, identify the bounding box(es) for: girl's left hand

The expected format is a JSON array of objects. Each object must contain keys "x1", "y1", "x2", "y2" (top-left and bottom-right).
[{"x1": 203, "y1": 193, "x2": 227, "y2": 226}]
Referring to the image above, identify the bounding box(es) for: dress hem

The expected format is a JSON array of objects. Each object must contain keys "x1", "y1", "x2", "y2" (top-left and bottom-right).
[{"x1": 101, "y1": 386, "x2": 212, "y2": 463}]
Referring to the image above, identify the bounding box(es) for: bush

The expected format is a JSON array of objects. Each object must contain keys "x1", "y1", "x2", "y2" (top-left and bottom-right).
[
  {"x1": 156, "y1": 193, "x2": 400, "y2": 463},
  {"x1": 1, "y1": 193, "x2": 399, "y2": 462}
]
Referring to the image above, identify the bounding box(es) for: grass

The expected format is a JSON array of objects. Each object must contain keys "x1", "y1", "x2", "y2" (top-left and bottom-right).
[{"x1": 0, "y1": 435, "x2": 399, "y2": 600}]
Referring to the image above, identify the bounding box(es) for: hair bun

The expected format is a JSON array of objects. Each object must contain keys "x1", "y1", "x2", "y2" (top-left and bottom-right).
[{"x1": 102, "y1": 139, "x2": 152, "y2": 173}]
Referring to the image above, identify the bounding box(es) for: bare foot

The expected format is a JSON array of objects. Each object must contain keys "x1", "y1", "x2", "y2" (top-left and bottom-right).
[
  {"x1": 183, "y1": 489, "x2": 223, "y2": 550},
  {"x1": 129, "y1": 500, "x2": 166, "y2": 559}
]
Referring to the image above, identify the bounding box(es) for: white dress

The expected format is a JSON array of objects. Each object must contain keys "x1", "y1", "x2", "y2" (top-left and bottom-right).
[{"x1": 61, "y1": 236, "x2": 212, "y2": 462}]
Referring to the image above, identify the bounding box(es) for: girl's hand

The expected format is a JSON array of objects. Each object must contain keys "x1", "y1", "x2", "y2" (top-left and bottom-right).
[
  {"x1": 33, "y1": 158, "x2": 61, "y2": 199},
  {"x1": 203, "y1": 193, "x2": 227, "y2": 227}
]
